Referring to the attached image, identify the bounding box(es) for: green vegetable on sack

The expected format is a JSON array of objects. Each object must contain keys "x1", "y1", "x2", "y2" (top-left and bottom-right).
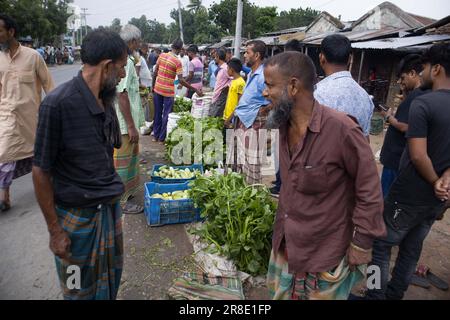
[
  {"x1": 188, "y1": 172, "x2": 277, "y2": 276},
  {"x1": 165, "y1": 114, "x2": 225, "y2": 168},
  {"x1": 173, "y1": 96, "x2": 193, "y2": 113}
]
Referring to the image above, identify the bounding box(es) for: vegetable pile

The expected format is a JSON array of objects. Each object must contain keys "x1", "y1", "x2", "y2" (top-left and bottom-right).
[
  {"x1": 153, "y1": 165, "x2": 201, "y2": 179},
  {"x1": 166, "y1": 114, "x2": 225, "y2": 167},
  {"x1": 173, "y1": 96, "x2": 193, "y2": 113},
  {"x1": 151, "y1": 190, "x2": 190, "y2": 200},
  {"x1": 188, "y1": 173, "x2": 277, "y2": 276}
]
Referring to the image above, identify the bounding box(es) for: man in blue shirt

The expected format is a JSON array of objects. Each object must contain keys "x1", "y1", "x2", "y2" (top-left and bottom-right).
[
  {"x1": 208, "y1": 49, "x2": 218, "y2": 89},
  {"x1": 233, "y1": 40, "x2": 270, "y2": 184},
  {"x1": 314, "y1": 34, "x2": 374, "y2": 137}
]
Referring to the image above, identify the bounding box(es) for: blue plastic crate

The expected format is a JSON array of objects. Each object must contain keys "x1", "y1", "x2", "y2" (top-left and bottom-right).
[
  {"x1": 144, "y1": 182, "x2": 202, "y2": 227},
  {"x1": 151, "y1": 164, "x2": 204, "y2": 184}
]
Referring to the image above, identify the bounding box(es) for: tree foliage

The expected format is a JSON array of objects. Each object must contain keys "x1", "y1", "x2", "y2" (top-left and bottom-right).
[
  {"x1": 0, "y1": 0, "x2": 72, "y2": 44},
  {"x1": 276, "y1": 7, "x2": 320, "y2": 30}
]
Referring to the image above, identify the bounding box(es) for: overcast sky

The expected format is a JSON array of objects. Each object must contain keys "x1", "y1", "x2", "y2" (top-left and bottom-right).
[{"x1": 73, "y1": 0, "x2": 450, "y2": 28}]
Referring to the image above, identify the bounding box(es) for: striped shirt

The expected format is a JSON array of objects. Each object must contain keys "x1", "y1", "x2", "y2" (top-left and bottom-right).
[
  {"x1": 154, "y1": 52, "x2": 183, "y2": 97},
  {"x1": 188, "y1": 57, "x2": 204, "y2": 91}
]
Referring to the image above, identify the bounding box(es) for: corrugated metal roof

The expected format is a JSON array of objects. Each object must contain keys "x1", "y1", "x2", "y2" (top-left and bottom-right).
[
  {"x1": 351, "y1": 34, "x2": 450, "y2": 49},
  {"x1": 252, "y1": 36, "x2": 281, "y2": 46},
  {"x1": 208, "y1": 39, "x2": 232, "y2": 49},
  {"x1": 302, "y1": 28, "x2": 406, "y2": 45},
  {"x1": 264, "y1": 26, "x2": 307, "y2": 36}
]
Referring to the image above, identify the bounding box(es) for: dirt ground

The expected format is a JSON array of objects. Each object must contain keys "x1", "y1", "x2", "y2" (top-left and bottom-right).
[{"x1": 117, "y1": 130, "x2": 450, "y2": 300}]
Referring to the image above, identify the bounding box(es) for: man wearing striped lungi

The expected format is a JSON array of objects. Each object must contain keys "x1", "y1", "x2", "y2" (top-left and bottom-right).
[
  {"x1": 32, "y1": 30, "x2": 127, "y2": 300},
  {"x1": 234, "y1": 40, "x2": 271, "y2": 185}
]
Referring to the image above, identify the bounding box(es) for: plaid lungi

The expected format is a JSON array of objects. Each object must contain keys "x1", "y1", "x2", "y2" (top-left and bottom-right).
[
  {"x1": 55, "y1": 202, "x2": 123, "y2": 300},
  {"x1": 235, "y1": 115, "x2": 267, "y2": 185},
  {"x1": 0, "y1": 157, "x2": 33, "y2": 188},
  {"x1": 267, "y1": 246, "x2": 366, "y2": 300},
  {"x1": 113, "y1": 135, "x2": 140, "y2": 202}
]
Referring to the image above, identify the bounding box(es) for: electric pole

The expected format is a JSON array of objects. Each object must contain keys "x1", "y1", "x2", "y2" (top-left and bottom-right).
[
  {"x1": 234, "y1": 0, "x2": 243, "y2": 58},
  {"x1": 80, "y1": 8, "x2": 89, "y2": 41},
  {"x1": 177, "y1": 0, "x2": 185, "y2": 43}
]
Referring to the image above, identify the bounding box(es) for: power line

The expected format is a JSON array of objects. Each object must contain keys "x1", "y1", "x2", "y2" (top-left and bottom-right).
[{"x1": 315, "y1": 0, "x2": 339, "y2": 10}]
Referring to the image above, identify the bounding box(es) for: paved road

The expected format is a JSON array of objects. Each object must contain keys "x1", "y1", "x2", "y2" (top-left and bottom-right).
[{"x1": 0, "y1": 63, "x2": 81, "y2": 300}]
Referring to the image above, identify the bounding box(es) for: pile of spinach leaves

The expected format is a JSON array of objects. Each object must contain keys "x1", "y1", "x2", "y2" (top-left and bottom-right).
[{"x1": 189, "y1": 172, "x2": 277, "y2": 276}]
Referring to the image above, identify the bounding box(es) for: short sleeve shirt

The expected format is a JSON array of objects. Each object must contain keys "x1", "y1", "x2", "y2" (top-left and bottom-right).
[
  {"x1": 154, "y1": 52, "x2": 183, "y2": 97},
  {"x1": 223, "y1": 77, "x2": 246, "y2": 120},
  {"x1": 188, "y1": 57, "x2": 204, "y2": 91},
  {"x1": 380, "y1": 88, "x2": 428, "y2": 170},
  {"x1": 390, "y1": 90, "x2": 450, "y2": 206},
  {"x1": 33, "y1": 72, "x2": 124, "y2": 208}
]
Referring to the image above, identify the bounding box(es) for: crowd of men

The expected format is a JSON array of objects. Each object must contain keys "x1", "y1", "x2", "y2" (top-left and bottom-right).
[{"x1": 1, "y1": 12, "x2": 449, "y2": 300}]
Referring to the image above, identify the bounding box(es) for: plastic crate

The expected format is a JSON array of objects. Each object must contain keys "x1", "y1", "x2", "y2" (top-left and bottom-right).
[
  {"x1": 151, "y1": 164, "x2": 204, "y2": 184},
  {"x1": 144, "y1": 182, "x2": 202, "y2": 227}
]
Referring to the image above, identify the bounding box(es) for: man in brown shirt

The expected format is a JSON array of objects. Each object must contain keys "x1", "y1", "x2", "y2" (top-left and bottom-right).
[
  {"x1": 263, "y1": 52, "x2": 386, "y2": 300},
  {"x1": 0, "y1": 14, "x2": 54, "y2": 212}
]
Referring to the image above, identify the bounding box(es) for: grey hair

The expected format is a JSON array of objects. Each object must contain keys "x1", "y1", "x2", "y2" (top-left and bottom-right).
[{"x1": 120, "y1": 24, "x2": 142, "y2": 43}]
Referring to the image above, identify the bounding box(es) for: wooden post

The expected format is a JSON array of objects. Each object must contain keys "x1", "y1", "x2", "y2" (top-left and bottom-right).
[{"x1": 358, "y1": 50, "x2": 365, "y2": 84}]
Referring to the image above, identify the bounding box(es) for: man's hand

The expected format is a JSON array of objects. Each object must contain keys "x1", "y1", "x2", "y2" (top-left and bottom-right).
[
  {"x1": 434, "y1": 175, "x2": 450, "y2": 202},
  {"x1": 224, "y1": 118, "x2": 233, "y2": 129},
  {"x1": 128, "y1": 125, "x2": 140, "y2": 144},
  {"x1": 177, "y1": 84, "x2": 183, "y2": 90},
  {"x1": 49, "y1": 224, "x2": 71, "y2": 260},
  {"x1": 381, "y1": 108, "x2": 393, "y2": 119},
  {"x1": 195, "y1": 89, "x2": 204, "y2": 97},
  {"x1": 347, "y1": 243, "x2": 372, "y2": 271}
]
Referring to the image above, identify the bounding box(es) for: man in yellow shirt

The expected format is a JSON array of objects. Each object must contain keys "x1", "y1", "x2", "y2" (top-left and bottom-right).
[
  {"x1": 0, "y1": 14, "x2": 54, "y2": 212},
  {"x1": 223, "y1": 58, "x2": 245, "y2": 128}
]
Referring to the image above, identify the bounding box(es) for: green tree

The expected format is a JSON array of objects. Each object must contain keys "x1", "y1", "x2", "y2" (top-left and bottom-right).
[
  {"x1": 109, "y1": 18, "x2": 122, "y2": 33},
  {"x1": 209, "y1": 0, "x2": 276, "y2": 39},
  {"x1": 186, "y1": 0, "x2": 204, "y2": 14},
  {"x1": 1, "y1": 0, "x2": 72, "y2": 45},
  {"x1": 276, "y1": 7, "x2": 320, "y2": 30}
]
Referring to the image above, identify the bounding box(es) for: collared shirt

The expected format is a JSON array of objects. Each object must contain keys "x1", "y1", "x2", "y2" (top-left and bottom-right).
[
  {"x1": 33, "y1": 72, "x2": 124, "y2": 208},
  {"x1": 273, "y1": 103, "x2": 386, "y2": 273},
  {"x1": 0, "y1": 45, "x2": 54, "y2": 162},
  {"x1": 115, "y1": 56, "x2": 145, "y2": 135},
  {"x1": 314, "y1": 71, "x2": 374, "y2": 136},
  {"x1": 212, "y1": 63, "x2": 231, "y2": 103},
  {"x1": 154, "y1": 52, "x2": 183, "y2": 97},
  {"x1": 234, "y1": 64, "x2": 269, "y2": 129}
]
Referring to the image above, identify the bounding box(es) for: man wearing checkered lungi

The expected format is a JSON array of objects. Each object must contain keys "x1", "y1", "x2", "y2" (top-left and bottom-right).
[
  {"x1": 33, "y1": 30, "x2": 127, "y2": 300},
  {"x1": 233, "y1": 40, "x2": 271, "y2": 185}
]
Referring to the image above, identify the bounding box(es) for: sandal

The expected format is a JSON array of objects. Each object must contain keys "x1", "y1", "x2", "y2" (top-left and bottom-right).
[
  {"x1": 122, "y1": 202, "x2": 144, "y2": 215},
  {"x1": 415, "y1": 265, "x2": 449, "y2": 291},
  {"x1": 410, "y1": 274, "x2": 431, "y2": 289}
]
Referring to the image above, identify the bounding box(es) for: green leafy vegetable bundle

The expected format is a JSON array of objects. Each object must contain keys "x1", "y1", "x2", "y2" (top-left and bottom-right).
[
  {"x1": 173, "y1": 96, "x2": 193, "y2": 113},
  {"x1": 188, "y1": 173, "x2": 277, "y2": 276},
  {"x1": 165, "y1": 114, "x2": 225, "y2": 167}
]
